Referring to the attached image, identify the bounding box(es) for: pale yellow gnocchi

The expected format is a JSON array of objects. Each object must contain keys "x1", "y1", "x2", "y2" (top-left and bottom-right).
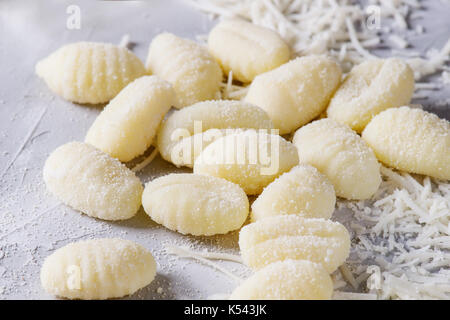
[
  {"x1": 362, "y1": 106, "x2": 450, "y2": 180},
  {"x1": 245, "y1": 55, "x2": 342, "y2": 134},
  {"x1": 251, "y1": 165, "x2": 336, "y2": 222},
  {"x1": 327, "y1": 58, "x2": 414, "y2": 132},
  {"x1": 157, "y1": 100, "x2": 274, "y2": 167},
  {"x1": 239, "y1": 215, "x2": 350, "y2": 273},
  {"x1": 43, "y1": 142, "x2": 143, "y2": 221},
  {"x1": 142, "y1": 174, "x2": 249, "y2": 236},
  {"x1": 229, "y1": 259, "x2": 333, "y2": 300},
  {"x1": 146, "y1": 33, "x2": 222, "y2": 108},
  {"x1": 85, "y1": 76, "x2": 176, "y2": 162},
  {"x1": 36, "y1": 42, "x2": 146, "y2": 104},
  {"x1": 293, "y1": 118, "x2": 381, "y2": 200},
  {"x1": 193, "y1": 130, "x2": 299, "y2": 195},
  {"x1": 41, "y1": 238, "x2": 156, "y2": 300},
  {"x1": 208, "y1": 19, "x2": 290, "y2": 83},
  {"x1": 170, "y1": 128, "x2": 244, "y2": 168}
]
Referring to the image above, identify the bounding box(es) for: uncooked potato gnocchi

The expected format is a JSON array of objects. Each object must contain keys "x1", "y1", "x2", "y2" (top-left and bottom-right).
[
  {"x1": 194, "y1": 130, "x2": 299, "y2": 195},
  {"x1": 327, "y1": 58, "x2": 414, "y2": 132},
  {"x1": 170, "y1": 128, "x2": 244, "y2": 168},
  {"x1": 229, "y1": 259, "x2": 333, "y2": 300},
  {"x1": 142, "y1": 174, "x2": 249, "y2": 236},
  {"x1": 208, "y1": 19, "x2": 290, "y2": 83},
  {"x1": 362, "y1": 106, "x2": 450, "y2": 180},
  {"x1": 293, "y1": 119, "x2": 381, "y2": 200},
  {"x1": 146, "y1": 33, "x2": 222, "y2": 108},
  {"x1": 85, "y1": 76, "x2": 176, "y2": 162},
  {"x1": 251, "y1": 165, "x2": 336, "y2": 222},
  {"x1": 41, "y1": 238, "x2": 156, "y2": 300},
  {"x1": 157, "y1": 100, "x2": 274, "y2": 167},
  {"x1": 239, "y1": 215, "x2": 350, "y2": 273},
  {"x1": 43, "y1": 142, "x2": 143, "y2": 221},
  {"x1": 36, "y1": 42, "x2": 146, "y2": 104},
  {"x1": 245, "y1": 55, "x2": 342, "y2": 134}
]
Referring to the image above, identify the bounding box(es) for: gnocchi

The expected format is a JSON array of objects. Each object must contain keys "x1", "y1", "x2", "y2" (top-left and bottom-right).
[
  {"x1": 142, "y1": 174, "x2": 249, "y2": 236},
  {"x1": 362, "y1": 106, "x2": 450, "y2": 180},
  {"x1": 208, "y1": 19, "x2": 290, "y2": 83},
  {"x1": 43, "y1": 142, "x2": 143, "y2": 221},
  {"x1": 157, "y1": 100, "x2": 274, "y2": 167},
  {"x1": 229, "y1": 259, "x2": 333, "y2": 300},
  {"x1": 293, "y1": 119, "x2": 381, "y2": 200},
  {"x1": 146, "y1": 33, "x2": 222, "y2": 108},
  {"x1": 251, "y1": 165, "x2": 336, "y2": 222},
  {"x1": 170, "y1": 128, "x2": 244, "y2": 168},
  {"x1": 85, "y1": 76, "x2": 176, "y2": 162},
  {"x1": 327, "y1": 58, "x2": 414, "y2": 132},
  {"x1": 41, "y1": 238, "x2": 156, "y2": 300},
  {"x1": 35, "y1": 42, "x2": 146, "y2": 104},
  {"x1": 239, "y1": 215, "x2": 350, "y2": 273},
  {"x1": 245, "y1": 55, "x2": 342, "y2": 134},
  {"x1": 193, "y1": 130, "x2": 299, "y2": 195}
]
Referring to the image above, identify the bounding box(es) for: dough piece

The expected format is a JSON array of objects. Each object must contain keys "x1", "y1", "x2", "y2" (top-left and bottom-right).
[
  {"x1": 362, "y1": 106, "x2": 450, "y2": 180},
  {"x1": 327, "y1": 58, "x2": 414, "y2": 132},
  {"x1": 41, "y1": 238, "x2": 156, "y2": 300},
  {"x1": 229, "y1": 259, "x2": 333, "y2": 300},
  {"x1": 245, "y1": 55, "x2": 341, "y2": 134},
  {"x1": 43, "y1": 142, "x2": 143, "y2": 220},
  {"x1": 239, "y1": 215, "x2": 350, "y2": 273},
  {"x1": 157, "y1": 100, "x2": 273, "y2": 167},
  {"x1": 293, "y1": 118, "x2": 381, "y2": 200},
  {"x1": 146, "y1": 33, "x2": 222, "y2": 108},
  {"x1": 208, "y1": 19, "x2": 290, "y2": 83},
  {"x1": 142, "y1": 174, "x2": 249, "y2": 236},
  {"x1": 36, "y1": 42, "x2": 146, "y2": 104},
  {"x1": 194, "y1": 130, "x2": 299, "y2": 195},
  {"x1": 251, "y1": 164, "x2": 336, "y2": 221},
  {"x1": 85, "y1": 76, "x2": 176, "y2": 162}
]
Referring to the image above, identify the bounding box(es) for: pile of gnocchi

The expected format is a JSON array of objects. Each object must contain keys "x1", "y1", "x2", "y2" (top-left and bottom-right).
[{"x1": 36, "y1": 19, "x2": 449, "y2": 300}]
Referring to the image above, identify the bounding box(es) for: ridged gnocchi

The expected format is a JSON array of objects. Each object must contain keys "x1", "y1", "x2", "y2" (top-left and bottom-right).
[
  {"x1": 293, "y1": 119, "x2": 381, "y2": 200},
  {"x1": 229, "y1": 259, "x2": 333, "y2": 300},
  {"x1": 245, "y1": 55, "x2": 342, "y2": 134},
  {"x1": 362, "y1": 106, "x2": 450, "y2": 180},
  {"x1": 157, "y1": 100, "x2": 274, "y2": 167},
  {"x1": 239, "y1": 215, "x2": 350, "y2": 273},
  {"x1": 194, "y1": 130, "x2": 299, "y2": 195},
  {"x1": 142, "y1": 174, "x2": 249, "y2": 236},
  {"x1": 146, "y1": 33, "x2": 222, "y2": 108},
  {"x1": 85, "y1": 76, "x2": 176, "y2": 162},
  {"x1": 251, "y1": 165, "x2": 336, "y2": 222},
  {"x1": 327, "y1": 58, "x2": 414, "y2": 132},
  {"x1": 36, "y1": 42, "x2": 146, "y2": 104},
  {"x1": 170, "y1": 128, "x2": 244, "y2": 168},
  {"x1": 43, "y1": 142, "x2": 143, "y2": 221},
  {"x1": 208, "y1": 19, "x2": 290, "y2": 83},
  {"x1": 41, "y1": 238, "x2": 156, "y2": 300}
]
